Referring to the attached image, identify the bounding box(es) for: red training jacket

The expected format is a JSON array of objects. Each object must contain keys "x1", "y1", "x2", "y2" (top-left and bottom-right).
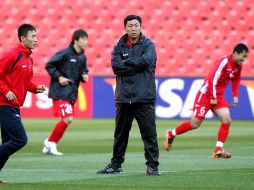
[
  {"x1": 199, "y1": 54, "x2": 242, "y2": 100},
  {"x1": 0, "y1": 44, "x2": 38, "y2": 108}
]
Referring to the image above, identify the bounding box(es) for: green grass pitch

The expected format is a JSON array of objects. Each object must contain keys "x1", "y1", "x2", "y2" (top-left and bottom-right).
[{"x1": 1, "y1": 119, "x2": 254, "y2": 189}]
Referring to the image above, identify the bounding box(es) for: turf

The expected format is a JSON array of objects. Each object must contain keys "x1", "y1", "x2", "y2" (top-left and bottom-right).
[{"x1": 0, "y1": 119, "x2": 254, "y2": 189}]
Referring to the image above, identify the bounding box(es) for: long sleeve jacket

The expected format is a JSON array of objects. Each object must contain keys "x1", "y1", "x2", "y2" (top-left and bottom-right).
[
  {"x1": 45, "y1": 45, "x2": 89, "y2": 103},
  {"x1": 111, "y1": 33, "x2": 157, "y2": 103},
  {"x1": 0, "y1": 44, "x2": 37, "y2": 108},
  {"x1": 199, "y1": 54, "x2": 242, "y2": 100}
]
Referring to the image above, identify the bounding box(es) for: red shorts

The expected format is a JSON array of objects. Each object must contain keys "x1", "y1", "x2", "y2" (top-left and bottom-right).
[
  {"x1": 193, "y1": 92, "x2": 230, "y2": 120},
  {"x1": 52, "y1": 100, "x2": 75, "y2": 117}
]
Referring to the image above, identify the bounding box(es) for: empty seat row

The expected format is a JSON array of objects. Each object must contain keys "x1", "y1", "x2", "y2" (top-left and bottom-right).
[{"x1": 0, "y1": 0, "x2": 253, "y2": 77}]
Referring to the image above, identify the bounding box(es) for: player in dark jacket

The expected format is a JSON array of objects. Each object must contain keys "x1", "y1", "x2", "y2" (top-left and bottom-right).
[
  {"x1": 97, "y1": 15, "x2": 160, "y2": 176},
  {"x1": 0, "y1": 24, "x2": 45, "y2": 183},
  {"x1": 42, "y1": 29, "x2": 89, "y2": 155}
]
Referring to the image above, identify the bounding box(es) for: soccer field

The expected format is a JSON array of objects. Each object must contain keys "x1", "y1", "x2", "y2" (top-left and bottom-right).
[{"x1": 1, "y1": 119, "x2": 254, "y2": 190}]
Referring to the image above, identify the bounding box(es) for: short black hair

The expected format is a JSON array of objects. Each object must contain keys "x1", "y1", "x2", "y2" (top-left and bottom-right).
[
  {"x1": 124, "y1": 15, "x2": 142, "y2": 27},
  {"x1": 233, "y1": 43, "x2": 249, "y2": 54},
  {"x1": 18, "y1": 24, "x2": 36, "y2": 42},
  {"x1": 71, "y1": 29, "x2": 88, "y2": 45}
]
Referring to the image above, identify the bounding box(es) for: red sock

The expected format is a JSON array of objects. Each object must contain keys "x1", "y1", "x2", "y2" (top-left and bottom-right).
[
  {"x1": 169, "y1": 121, "x2": 192, "y2": 138},
  {"x1": 215, "y1": 123, "x2": 230, "y2": 152},
  {"x1": 48, "y1": 120, "x2": 68, "y2": 144}
]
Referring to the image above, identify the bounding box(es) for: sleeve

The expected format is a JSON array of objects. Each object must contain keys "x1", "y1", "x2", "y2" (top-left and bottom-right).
[
  {"x1": 80, "y1": 55, "x2": 89, "y2": 82},
  {"x1": 28, "y1": 58, "x2": 38, "y2": 93},
  {"x1": 111, "y1": 44, "x2": 137, "y2": 76},
  {"x1": 209, "y1": 58, "x2": 228, "y2": 99},
  {"x1": 45, "y1": 50, "x2": 65, "y2": 79},
  {"x1": 0, "y1": 51, "x2": 17, "y2": 95},
  {"x1": 125, "y1": 41, "x2": 157, "y2": 71},
  {"x1": 27, "y1": 81, "x2": 38, "y2": 93},
  {"x1": 231, "y1": 66, "x2": 242, "y2": 97},
  {"x1": 81, "y1": 55, "x2": 89, "y2": 74}
]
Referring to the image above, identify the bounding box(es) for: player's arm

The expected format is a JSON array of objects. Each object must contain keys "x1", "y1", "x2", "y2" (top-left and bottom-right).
[
  {"x1": 46, "y1": 51, "x2": 71, "y2": 86},
  {"x1": 27, "y1": 82, "x2": 46, "y2": 94},
  {"x1": 80, "y1": 56, "x2": 89, "y2": 82},
  {"x1": 111, "y1": 45, "x2": 137, "y2": 76},
  {"x1": 0, "y1": 52, "x2": 17, "y2": 96},
  {"x1": 231, "y1": 68, "x2": 241, "y2": 107},
  {"x1": 45, "y1": 50, "x2": 65, "y2": 79},
  {"x1": 124, "y1": 41, "x2": 157, "y2": 71}
]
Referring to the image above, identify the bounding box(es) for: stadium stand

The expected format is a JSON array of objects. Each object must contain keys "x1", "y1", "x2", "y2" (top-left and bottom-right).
[{"x1": 0, "y1": 0, "x2": 253, "y2": 77}]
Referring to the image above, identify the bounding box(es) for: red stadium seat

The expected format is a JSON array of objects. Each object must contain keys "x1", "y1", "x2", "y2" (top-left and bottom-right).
[{"x1": 0, "y1": 0, "x2": 253, "y2": 77}]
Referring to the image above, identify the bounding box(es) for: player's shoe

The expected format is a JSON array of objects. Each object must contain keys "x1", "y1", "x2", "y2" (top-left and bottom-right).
[
  {"x1": 0, "y1": 179, "x2": 8, "y2": 184},
  {"x1": 42, "y1": 138, "x2": 63, "y2": 156},
  {"x1": 96, "y1": 164, "x2": 123, "y2": 174},
  {"x1": 163, "y1": 130, "x2": 174, "y2": 151},
  {"x1": 146, "y1": 165, "x2": 160, "y2": 176},
  {"x1": 212, "y1": 149, "x2": 232, "y2": 159},
  {"x1": 42, "y1": 138, "x2": 50, "y2": 154}
]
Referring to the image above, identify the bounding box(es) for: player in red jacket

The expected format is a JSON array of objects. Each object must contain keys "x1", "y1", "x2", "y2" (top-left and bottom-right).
[
  {"x1": 163, "y1": 43, "x2": 248, "y2": 158},
  {"x1": 0, "y1": 24, "x2": 45, "y2": 183}
]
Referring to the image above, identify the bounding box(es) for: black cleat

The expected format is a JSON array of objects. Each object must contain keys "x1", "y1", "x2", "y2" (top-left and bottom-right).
[
  {"x1": 146, "y1": 165, "x2": 160, "y2": 176},
  {"x1": 97, "y1": 164, "x2": 123, "y2": 174}
]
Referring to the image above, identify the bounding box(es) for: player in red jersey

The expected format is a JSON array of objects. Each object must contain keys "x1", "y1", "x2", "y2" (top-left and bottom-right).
[{"x1": 164, "y1": 43, "x2": 248, "y2": 158}]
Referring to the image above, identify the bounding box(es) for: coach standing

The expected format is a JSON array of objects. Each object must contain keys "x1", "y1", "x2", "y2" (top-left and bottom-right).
[
  {"x1": 0, "y1": 24, "x2": 45, "y2": 183},
  {"x1": 97, "y1": 15, "x2": 160, "y2": 176}
]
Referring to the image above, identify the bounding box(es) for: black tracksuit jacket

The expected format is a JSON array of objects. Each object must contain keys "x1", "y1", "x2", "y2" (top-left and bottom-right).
[
  {"x1": 45, "y1": 45, "x2": 88, "y2": 103},
  {"x1": 111, "y1": 33, "x2": 157, "y2": 104}
]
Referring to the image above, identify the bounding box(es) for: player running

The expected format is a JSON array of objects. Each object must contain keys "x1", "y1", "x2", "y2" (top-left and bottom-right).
[
  {"x1": 0, "y1": 24, "x2": 45, "y2": 183},
  {"x1": 164, "y1": 43, "x2": 248, "y2": 158},
  {"x1": 42, "y1": 29, "x2": 89, "y2": 155}
]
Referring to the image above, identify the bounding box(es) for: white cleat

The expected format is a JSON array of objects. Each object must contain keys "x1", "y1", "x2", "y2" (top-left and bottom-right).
[
  {"x1": 42, "y1": 138, "x2": 63, "y2": 156},
  {"x1": 42, "y1": 138, "x2": 50, "y2": 154}
]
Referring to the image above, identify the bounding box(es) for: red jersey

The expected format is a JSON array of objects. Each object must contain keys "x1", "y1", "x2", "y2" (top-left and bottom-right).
[
  {"x1": 199, "y1": 54, "x2": 241, "y2": 100},
  {"x1": 0, "y1": 44, "x2": 37, "y2": 108}
]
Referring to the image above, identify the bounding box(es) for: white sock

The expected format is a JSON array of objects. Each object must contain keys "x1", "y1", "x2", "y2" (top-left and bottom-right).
[
  {"x1": 216, "y1": 141, "x2": 224, "y2": 148},
  {"x1": 172, "y1": 129, "x2": 176, "y2": 137}
]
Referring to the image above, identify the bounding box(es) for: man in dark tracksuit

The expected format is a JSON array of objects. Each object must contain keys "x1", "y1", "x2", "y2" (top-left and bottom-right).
[
  {"x1": 97, "y1": 15, "x2": 160, "y2": 176},
  {"x1": 0, "y1": 24, "x2": 45, "y2": 183},
  {"x1": 42, "y1": 29, "x2": 89, "y2": 155}
]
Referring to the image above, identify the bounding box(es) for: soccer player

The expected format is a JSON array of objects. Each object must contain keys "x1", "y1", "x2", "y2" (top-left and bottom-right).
[
  {"x1": 42, "y1": 29, "x2": 89, "y2": 156},
  {"x1": 97, "y1": 15, "x2": 160, "y2": 175},
  {"x1": 0, "y1": 24, "x2": 46, "y2": 183},
  {"x1": 163, "y1": 43, "x2": 248, "y2": 158}
]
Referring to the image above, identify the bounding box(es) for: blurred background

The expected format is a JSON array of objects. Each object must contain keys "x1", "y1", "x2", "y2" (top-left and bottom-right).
[{"x1": 0, "y1": 0, "x2": 253, "y2": 119}]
